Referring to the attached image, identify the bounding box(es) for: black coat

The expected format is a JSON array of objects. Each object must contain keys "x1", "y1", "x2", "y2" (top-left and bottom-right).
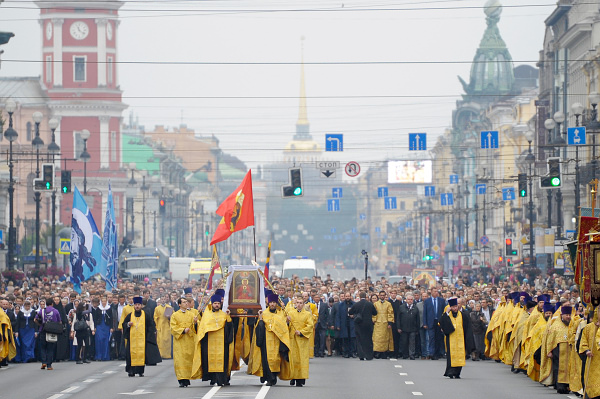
[
  {"x1": 349, "y1": 299, "x2": 377, "y2": 328},
  {"x1": 315, "y1": 301, "x2": 329, "y2": 330},
  {"x1": 92, "y1": 307, "x2": 113, "y2": 328},
  {"x1": 397, "y1": 303, "x2": 420, "y2": 333},
  {"x1": 440, "y1": 309, "x2": 475, "y2": 354}
]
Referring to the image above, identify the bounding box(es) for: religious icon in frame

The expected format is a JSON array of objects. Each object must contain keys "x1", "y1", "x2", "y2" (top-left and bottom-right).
[{"x1": 227, "y1": 269, "x2": 262, "y2": 311}]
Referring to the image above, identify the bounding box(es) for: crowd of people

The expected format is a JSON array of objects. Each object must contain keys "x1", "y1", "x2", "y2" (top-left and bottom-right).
[{"x1": 0, "y1": 268, "x2": 598, "y2": 397}]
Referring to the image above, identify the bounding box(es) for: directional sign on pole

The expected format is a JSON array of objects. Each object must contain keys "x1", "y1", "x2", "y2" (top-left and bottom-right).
[
  {"x1": 449, "y1": 174, "x2": 459, "y2": 184},
  {"x1": 327, "y1": 199, "x2": 340, "y2": 212},
  {"x1": 440, "y1": 192, "x2": 454, "y2": 206},
  {"x1": 359, "y1": 213, "x2": 366, "y2": 220},
  {"x1": 475, "y1": 183, "x2": 487, "y2": 195},
  {"x1": 320, "y1": 169, "x2": 336, "y2": 179},
  {"x1": 425, "y1": 185, "x2": 436, "y2": 197},
  {"x1": 325, "y1": 134, "x2": 343, "y2": 152},
  {"x1": 377, "y1": 187, "x2": 389, "y2": 198},
  {"x1": 502, "y1": 187, "x2": 516, "y2": 201},
  {"x1": 408, "y1": 133, "x2": 427, "y2": 151},
  {"x1": 480, "y1": 130, "x2": 499, "y2": 149},
  {"x1": 384, "y1": 196, "x2": 397, "y2": 210},
  {"x1": 406, "y1": 221, "x2": 413, "y2": 228},
  {"x1": 567, "y1": 126, "x2": 586, "y2": 145},
  {"x1": 332, "y1": 188, "x2": 343, "y2": 198}
]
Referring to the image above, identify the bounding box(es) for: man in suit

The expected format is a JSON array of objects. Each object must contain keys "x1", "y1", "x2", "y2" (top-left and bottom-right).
[
  {"x1": 313, "y1": 292, "x2": 328, "y2": 357},
  {"x1": 349, "y1": 291, "x2": 378, "y2": 360},
  {"x1": 142, "y1": 289, "x2": 157, "y2": 320},
  {"x1": 422, "y1": 287, "x2": 446, "y2": 360},
  {"x1": 397, "y1": 293, "x2": 420, "y2": 360},
  {"x1": 388, "y1": 289, "x2": 402, "y2": 359}
]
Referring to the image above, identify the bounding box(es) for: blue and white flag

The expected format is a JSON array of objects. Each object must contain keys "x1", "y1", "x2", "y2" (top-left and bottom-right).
[
  {"x1": 70, "y1": 186, "x2": 102, "y2": 293},
  {"x1": 101, "y1": 183, "x2": 118, "y2": 292}
]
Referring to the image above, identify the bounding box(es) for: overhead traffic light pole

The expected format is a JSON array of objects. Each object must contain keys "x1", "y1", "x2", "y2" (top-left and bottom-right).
[{"x1": 282, "y1": 167, "x2": 303, "y2": 198}]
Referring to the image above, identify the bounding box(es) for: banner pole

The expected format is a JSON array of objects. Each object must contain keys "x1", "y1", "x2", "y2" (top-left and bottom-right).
[{"x1": 253, "y1": 225, "x2": 257, "y2": 263}]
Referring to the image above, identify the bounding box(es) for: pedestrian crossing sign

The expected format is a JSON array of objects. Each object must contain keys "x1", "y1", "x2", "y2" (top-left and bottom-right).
[{"x1": 59, "y1": 238, "x2": 71, "y2": 255}]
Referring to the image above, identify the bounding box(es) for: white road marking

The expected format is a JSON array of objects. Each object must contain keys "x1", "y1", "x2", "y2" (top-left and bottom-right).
[
  {"x1": 61, "y1": 386, "x2": 79, "y2": 393},
  {"x1": 394, "y1": 365, "x2": 403, "y2": 368},
  {"x1": 201, "y1": 386, "x2": 221, "y2": 399},
  {"x1": 119, "y1": 389, "x2": 154, "y2": 396},
  {"x1": 405, "y1": 381, "x2": 415, "y2": 385},
  {"x1": 83, "y1": 379, "x2": 97, "y2": 383},
  {"x1": 103, "y1": 370, "x2": 117, "y2": 374},
  {"x1": 47, "y1": 395, "x2": 63, "y2": 399},
  {"x1": 399, "y1": 373, "x2": 408, "y2": 376},
  {"x1": 412, "y1": 393, "x2": 423, "y2": 396},
  {"x1": 389, "y1": 358, "x2": 398, "y2": 361},
  {"x1": 254, "y1": 385, "x2": 270, "y2": 399}
]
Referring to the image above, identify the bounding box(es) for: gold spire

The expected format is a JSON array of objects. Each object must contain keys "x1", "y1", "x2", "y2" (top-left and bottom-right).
[{"x1": 297, "y1": 36, "x2": 309, "y2": 126}]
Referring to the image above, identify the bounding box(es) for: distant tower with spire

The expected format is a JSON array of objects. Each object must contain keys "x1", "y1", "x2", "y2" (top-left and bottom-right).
[{"x1": 284, "y1": 37, "x2": 322, "y2": 164}]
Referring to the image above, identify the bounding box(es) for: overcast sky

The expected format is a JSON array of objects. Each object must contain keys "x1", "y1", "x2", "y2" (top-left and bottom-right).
[{"x1": 1, "y1": 0, "x2": 554, "y2": 173}]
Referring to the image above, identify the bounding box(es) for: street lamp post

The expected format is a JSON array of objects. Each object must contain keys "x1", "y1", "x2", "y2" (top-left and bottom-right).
[
  {"x1": 544, "y1": 118, "x2": 555, "y2": 231},
  {"x1": 32, "y1": 112, "x2": 45, "y2": 269},
  {"x1": 79, "y1": 129, "x2": 91, "y2": 194},
  {"x1": 464, "y1": 182, "x2": 470, "y2": 252},
  {"x1": 4, "y1": 100, "x2": 18, "y2": 270},
  {"x1": 524, "y1": 131, "x2": 536, "y2": 269},
  {"x1": 553, "y1": 111, "x2": 565, "y2": 238},
  {"x1": 587, "y1": 93, "x2": 600, "y2": 181},
  {"x1": 47, "y1": 119, "x2": 60, "y2": 267},
  {"x1": 128, "y1": 163, "x2": 137, "y2": 245},
  {"x1": 572, "y1": 102, "x2": 584, "y2": 229},
  {"x1": 141, "y1": 176, "x2": 149, "y2": 247}
]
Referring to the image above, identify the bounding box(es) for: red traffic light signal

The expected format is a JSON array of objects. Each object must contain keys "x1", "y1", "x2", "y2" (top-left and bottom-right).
[
  {"x1": 498, "y1": 256, "x2": 503, "y2": 262},
  {"x1": 159, "y1": 199, "x2": 165, "y2": 207},
  {"x1": 505, "y1": 238, "x2": 512, "y2": 245}
]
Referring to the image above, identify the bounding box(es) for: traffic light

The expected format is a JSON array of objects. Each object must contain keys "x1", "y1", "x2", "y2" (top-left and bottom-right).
[
  {"x1": 518, "y1": 173, "x2": 527, "y2": 197},
  {"x1": 42, "y1": 163, "x2": 54, "y2": 190},
  {"x1": 382, "y1": 240, "x2": 387, "y2": 246},
  {"x1": 61, "y1": 170, "x2": 72, "y2": 193},
  {"x1": 422, "y1": 249, "x2": 432, "y2": 261},
  {"x1": 498, "y1": 256, "x2": 503, "y2": 262},
  {"x1": 205, "y1": 224, "x2": 210, "y2": 237},
  {"x1": 159, "y1": 198, "x2": 166, "y2": 215},
  {"x1": 282, "y1": 167, "x2": 303, "y2": 197},
  {"x1": 505, "y1": 238, "x2": 512, "y2": 254},
  {"x1": 540, "y1": 157, "x2": 562, "y2": 188}
]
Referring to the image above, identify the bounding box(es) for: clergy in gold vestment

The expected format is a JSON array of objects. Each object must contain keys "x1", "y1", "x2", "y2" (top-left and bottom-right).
[
  {"x1": 519, "y1": 296, "x2": 547, "y2": 370},
  {"x1": 122, "y1": 297, "x2": 157, "y2": 377},
  {"x1": 485, "y1": 297, "x2": 506, "y2": 360},
  {"x1": 0, "y1": 306, "x2": 16, "y2": 364},
  {"x1": 154, "y1": 296, "x2": 173, "y2": 359},
  {"x1": 510, "y1": 300, "x2": 535, "y2": 372},
  {"x1": 372, "y1": 291, "x2": 395, "y2": 358},
  {"x1": 440, "y1": 298, "x2": 473, "y2": 379},
  {"x1": 231, "y1": 313, "x2": 251, "y2": 371},
  {"x1": 501, "y1": 294, "x2": 523, "y2": 365},
  {"x1": 191, "y1": 295, "x2": 234, "y2": 387},
  {"x1": 170, "y1": 298, "x2": 198, "y2": 388},
  {"x1": 304, "y1": 298, "x2": 318, "y2": 359},
  {"x1": 526, "y1": 302, "x2": 553, "y2": 381},
  {"x1": 540, "y1": 306, "x2": 572, "y2": 394},
  {"x1": 248, "y1": 294, "x2": 291, "y2": 386},
  {"x1": 287, "y1": 296, "x2": 314, "y2": 387},
  {"x1": 568, "y1": 307, "x2": 586, "y2": 395},
  {"x1": 579, "y1": 307, "x2": 599, "y2": 399}
]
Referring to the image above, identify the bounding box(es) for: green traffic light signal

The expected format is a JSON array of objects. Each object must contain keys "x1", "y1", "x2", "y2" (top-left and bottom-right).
[
  {"x1": 45, "y1": 181, "x2": 51, "y2": 190},
  {"x1": 519, "y1": 189, "x2": 526, "y2": 197},
  {"x1": 293, "y1": 187, "x2": 302, "y2": 196},
  {"x1": 62, "y1": 186, "x2": 68, "y2": 193},
  {"x1": 550, "y1": 177, "x2": 561, "y2": 186},
  {"x1": 382, "y1": 241, "x2": 386, "y2": 246}
]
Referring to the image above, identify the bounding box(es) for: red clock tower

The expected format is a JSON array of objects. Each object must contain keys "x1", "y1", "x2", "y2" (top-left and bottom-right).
[{"x1": 36, "y1": 0, "x2": 127, "y2": 227}]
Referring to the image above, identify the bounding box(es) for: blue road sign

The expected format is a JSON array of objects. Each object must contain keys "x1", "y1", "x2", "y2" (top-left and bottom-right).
[
  {"x1": 475, "y1": 183, "x2": 487, "y2": 195},
  {"x1": 375, "y1": 227, "x2": 381, "y2": 233},
  {"x1": 425, "y1": 185, "x2": 436, "y2": 197},
  {"x1": 408, "y1": 133, "x2": 427, "y2": 151},
  {"x1": 359, "y1": 213, "x2": 366, "y2": 220},
  {"x1": 441, "y1": 193, "x2": 454, "y2": 206},
  {"x1": 327, "y1": 199, "x2": 340, "y2": 212},
  {"x1": 332, "y1": 187, "x2": 343, "y2": 198},
  {"x1": 424, "y1": 237, "x2": 430, "y2": 249},
  {"x1": 567, "y1": 126, "x2": 586, "y2": 145},
  {"x1": 398, "y1": 226, "x2": 405, "y2": 232},
  {"x1": 0, "y1": 229, "x2": 3, "y2": 245},
  {"x1": 502, "y1": 187, "x2": 516, "y2": 201},
  {"x1": 325, "y1": 134, "x2": 344, "y2": 152},
  {"x1": 480, "y1": 235, "x2": 489, "y2": 246},
  {"x1": 480, "y1": 130, "x2": 499, "y2": 149},
  {"x1": 449, "y1": 174, "x2": 459, "y2": 184},
  {"x1": 384, "y1": 197, "x2": 397, "y2": 210},
  {"x1": 377, "y1": 187, "x2": 388, "y2": 198},
  {"x1": 351, "y1": 227, "x2": 357, "y2": 233},
  {"x1": 331, "y1": 228, "x2": 336, "y2": 234},
  {"x1": 406, "y1": 221, "x2": 413, "y2": 228}
]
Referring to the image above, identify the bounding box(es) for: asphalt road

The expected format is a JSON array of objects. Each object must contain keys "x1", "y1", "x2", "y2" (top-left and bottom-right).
[{"x1": 0, "y1": 355, "x2": 578, "y2": 399}]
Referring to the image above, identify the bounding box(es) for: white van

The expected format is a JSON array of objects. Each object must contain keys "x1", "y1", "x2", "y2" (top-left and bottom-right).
[
  {"x1": 169, "y1": 257, "x2": 194, "y2": 281},
  {"x1": 282, "y1": 257, "x2": 317, "y2": 279}
]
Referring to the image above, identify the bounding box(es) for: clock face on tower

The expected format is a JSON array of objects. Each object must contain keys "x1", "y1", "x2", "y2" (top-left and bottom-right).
[
  {"x1": 70, "y1": 21, "x2": 89, "y2": 40},
  {"x1": 46, "y1": 21, "x2": 52, "y2": 40}
]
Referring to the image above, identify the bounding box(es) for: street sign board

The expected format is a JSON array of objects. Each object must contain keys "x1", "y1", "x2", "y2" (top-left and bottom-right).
[
  {"x1": 440, "y1": 192, "x2": 454, "y2": 206},
  {"x1": 406, "y1": 221, "x2": 413, "y2": 228},
  {"x1": 359, "y1": 213, "x2": 366, "y2": 220},
  {"x1": 480, "y1": 130, "x2": 499, "y2": 149},
  {"x1": 332, "y1": 188, "x2": 343, "y2": 198},
  {"x1": 449, "y1": 174, "x2": 459, "y2": 184},
  {"x1": 59, "y1": 238, "x2": 71, "y2": 255},
  {"x1": 567, "y1": 126, "x2": 586, "y2": 145},
  {"x1": 325, "y1": 134, "x2": 343, "y2": 152},
  {"x1": 475, "y1": 184, "x2": 487, "y2": 195},
  {"x1": 424, "y1": 185, "x2": 435, "y2": 197},
  {"x1": 384, "y1": 196, "x2": 397, "y2": 210},
  {"x1": 502, "y1": 187, "x2": 516, "y2": 201},
  {"x1": 480, "y1": 235, "x2": 489, "y2": 246},
  {"x1": 408, "y1": 133, "x2": 427, "y2": 151},
  {"x1": 327, "y1": 199, "x2": 340, "y2": 212},
  {"x1": 320, "y1": 169, "x2": 336, "y2": 178},
  {"x1": 316, "y1": 161, "x2": 340, "y2": 169},
  {"x1": 345, "y1": 161, "x2": 360, "y2": 177},
  {"x1": 377, "y1": 187, "x2": 389, "y2": 198}
]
